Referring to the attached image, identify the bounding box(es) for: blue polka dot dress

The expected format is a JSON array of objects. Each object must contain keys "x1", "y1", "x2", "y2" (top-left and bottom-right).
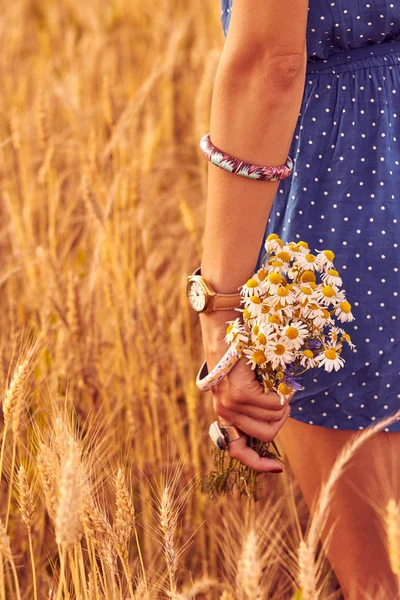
[{"x1": 221, "y1": 1, "x2": 400, "y2": 431}]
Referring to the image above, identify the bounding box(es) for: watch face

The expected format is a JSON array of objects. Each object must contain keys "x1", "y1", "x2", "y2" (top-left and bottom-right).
[{"x1": 188, "y1": 280, "x2": 207, "y2": 312}]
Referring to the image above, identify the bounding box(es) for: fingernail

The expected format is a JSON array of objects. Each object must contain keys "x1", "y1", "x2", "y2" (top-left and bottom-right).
[{"x1": 271, "y1": 468, "x2": 283, "y2": 474}]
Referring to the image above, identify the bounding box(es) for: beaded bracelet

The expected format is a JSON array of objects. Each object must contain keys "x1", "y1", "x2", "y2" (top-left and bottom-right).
[
  {"x1": 199, "y1": 132, "x2": 293, "y2": 181},
  {"x1": 196, "y1": 333, "x2": 249, "y2": 392}
]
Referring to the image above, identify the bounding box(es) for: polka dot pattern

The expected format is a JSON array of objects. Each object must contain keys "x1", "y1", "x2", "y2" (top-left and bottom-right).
[{"x1": 221, "y1": 1, "x2": 400, "y2": 431}]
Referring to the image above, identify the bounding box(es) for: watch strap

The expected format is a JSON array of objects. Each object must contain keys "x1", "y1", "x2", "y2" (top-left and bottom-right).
[{"x1": 193, "y1": 267, "x2": 242, "y2": 311}]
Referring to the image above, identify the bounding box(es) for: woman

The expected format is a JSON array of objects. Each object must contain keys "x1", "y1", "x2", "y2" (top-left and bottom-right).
[{"x1": 194, "y1": 0, "x2": 400, "y2": 597}]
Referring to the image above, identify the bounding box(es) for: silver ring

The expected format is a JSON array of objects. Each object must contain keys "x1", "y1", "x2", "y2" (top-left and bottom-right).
[{"x1": 209, "y1": 421, "x2": 243, "y2": 451}]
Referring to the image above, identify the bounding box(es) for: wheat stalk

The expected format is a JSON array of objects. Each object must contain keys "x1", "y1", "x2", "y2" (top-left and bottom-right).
[
  {"x1": 385, "y1": 498, "x2": 400, "y2": 589},
  {"x1": 17, "y1": 465, "x2": 38, "y2": 600},
  {"x1": 37, "y1": 443, "x2": 58, "y2": 521},
  {"x1": 160, "y1": 486, "x2": 179, "y2": 594},
  {"x1": 2, "y1": 357, "x2": 30, "y2": 435},
  {"x1": 55, "y1": 439, "x2": 82, "y2": 548},
  {"x1": 114, "y1": 467, "x2": 135, "y2": 560},
  {"x1": 298, "y1": 540, "x2": 318, "y2": 600},
  {"x1": 237, "y1": 529, "x2": 262, "y2": 600}
]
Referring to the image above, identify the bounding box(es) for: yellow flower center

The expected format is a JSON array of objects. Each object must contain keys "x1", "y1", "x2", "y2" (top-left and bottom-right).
[
  {"x1": 323, "y1": 250, "x2": 335, "y2": 262},
  {"x1": 298, "y1": 241, "x2": 309, "y2": 249},
  {"x1": 285, "y1": 327, "x2": 299, "y2": 340},
  {"x1": 303, "y1": 349, "x2": 314, "y2": 358},
  {"x1": 274, "y1": 344, "x2": 286, "y2": 356},
  {"x1": 324, "y1": 349, "x2": 337, "y2": 360},
  {"x1": 321, "y1": 285, "x2": 336, "y2": 298},
  {"x1": 327, "y1": 269, "x2": 339, "y2": 277},
  {"x1": 300, "y1": 271, "x2": 316, "y2": 283},
  {"x1": 258, "y1": 333, "x2": 267, "y2": 345},
  {"x1": 268, "y1": 272, "x2": 281, "y2": 285},
  {"x1": 264, "y1": 379, "x2": 274, "y2": 390},
  {"x1": 342, "y1": 333, "x2": 351, "y2": 342},
  {"x1": 252, "y1": 325, "x2": 259, "y2": 336},
  {"x1": 278, "y1": 382, "x2": 293, "y2": 395},
  {"x1": 253, "y1": 350, "x2": 267, "y2": 365},
  {"x1": 243, "y1": 308, "x2": 251, "y2": 320},
  {"x1": 276, "y1": 371, "x2": 284, "y2": 379},
  {"x1": 250, "y1": 295, "x2": 261, "y2": 304},
  {"x1": 258, "y1": 269, "x2": 267, "y2": 281},
  {"x1": 300, "y1": 286, "x2": 313, "y2": 295},
  {"x1": 268, "y1": 315, "x2": 281, "y2": 325},
  {"x1": 322, "y1": 309, "x2": 330, "y2": 318},
  {"x1": 246, "y1": 278, "x2": 258, "y2": 288},
  {"x1": 340, "y1": 301, "x2": 352, "y2": 313},
  {"x1": 277, "y1": 251, "x2": 290, "y2": 263},
  {"x1": 289, "y1": 243, "x2": 300, "y2": 252},
  {"x1": 261, "y1": 304, "x2": 270, "y2": 314},
  {"x1": 226, "y1": 323, "x2": 234, "y2": 335},
  {"x1": 305, "y1": 253, "x2": 316, "y2": 263},
  {"x1": 331, "y1": 331, "x2": 338, "y2": 341},
  {"x1": 267, "y1": 233, "x2": 279, "y2": 241},
  {"x1": 277, "y1": 286, "x2": 289, "y2": 297},
  {"x1": 271, "y1": 259, "x2": 283, "y2": 267}
]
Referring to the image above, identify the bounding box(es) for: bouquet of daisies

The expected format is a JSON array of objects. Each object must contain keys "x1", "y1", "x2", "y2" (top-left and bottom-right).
[{"x1": 201, "y1": 233, "x2": 356, "y2": 500}]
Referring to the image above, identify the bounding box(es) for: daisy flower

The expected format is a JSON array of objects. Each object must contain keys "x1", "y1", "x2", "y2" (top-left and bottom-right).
[
  {"x1": 266, "y1": 258, "x2": 286, "y2": 273},
  {"x1": 297, "y1": 252, "x2": 321, "y2": 272},
  {"x1": 334, "y1": 300, "x2": 355, "y2": 322},
  {"x1": 238, "y1": 276, "x2": 264, "y2": 298},
  {"x1": 242, "y1": 294, "x2": 265, "y2": 318},
  {"x1": 281, "y1": 321, "x2": 309, "y2": 350},
  {"x1": 315, "y1": 249, "x2": 336, "y2": 270},
  {"x1": 242, "y1": 346, "x2": 268, "y2": 370},
  {"x1": 266, "y1": 338, "x2": 295, "y2": 370},
  {"x1": 306, "y1": 304, "x2": 334, "y2": 328},
  {"x1": 322, "y1": 268, "x2": 343, "y2": 288},
  {"x1": 266, "y1": 285, "x2": 296, "y2": 308},
  {"x1": 287, "y1": 263, "x2": 301, "y2": 281},
  {"x1": 224, "y1": 317, "x2": 246, "y2": 345},
  {"x1": 328, "y1": 326, "x2": 345, "y2": 344},
  {"x1": 315, "y1": 345, "x2": 345, "y2": 372},
  {"x1": 315, "y1": 284, "x2": 339, "y2": 306},
  {"x1": 296, "y1": 283, "x2": 316, "y2": 304},
  {"x1": 253, "y1": 322, "x2": 279, "y2": 347},
  {"x1": 297, "y1": 241, "x2": 310, "y2": 254},
  {"x1": 264, "y1": 233, "x2": 284, "y2": 254},
  {"x1": 341, "y1": 332, "x2": 356, "y2": 350},
  {"x1": 263, "y1": 271, "x2": 286, "y2": 295},
  {"x1": 299, "y1": 348, "x2": 319, "y2": 369}
]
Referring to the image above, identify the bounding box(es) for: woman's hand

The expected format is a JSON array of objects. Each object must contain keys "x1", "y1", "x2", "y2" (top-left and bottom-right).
[{"x1": 199, "y1": 310, "x2": 295, "y2": 473}]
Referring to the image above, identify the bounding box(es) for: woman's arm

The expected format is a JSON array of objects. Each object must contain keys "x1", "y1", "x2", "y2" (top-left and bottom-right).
[
  {"x1": 199, "y1": 0, "x2": 309, "y2": 352},
  {"x1": 197, "y1": 0, "x2": 309, "y2": 470}
]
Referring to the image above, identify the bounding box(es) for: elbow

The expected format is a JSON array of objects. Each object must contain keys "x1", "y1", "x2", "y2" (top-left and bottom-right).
[{"x1": 220, "y1": 48, "x2": 307, "y2": 93}]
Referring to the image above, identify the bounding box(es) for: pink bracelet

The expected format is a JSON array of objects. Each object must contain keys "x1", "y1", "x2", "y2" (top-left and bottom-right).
[
  {"x1": 196, "y1": 333, "x2": 249, "y2": 392},
  {"x1": 199, "y1": 132, "x2": 293, "y2": 182}
]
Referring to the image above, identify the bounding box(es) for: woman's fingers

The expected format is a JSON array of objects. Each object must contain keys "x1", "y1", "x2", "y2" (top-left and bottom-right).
[
  {"x1": 226, "y1": 436, "x2": 283, "y2": 473},
  {"x1": 214, "y1": 371, "x2": 293, "y2": 411},
  {"x1": 225, "y1": 403, "x2": 291, "y2": 443},
  {"x1": 214, "y1": 396, "x2": 287, "y2": 422}
]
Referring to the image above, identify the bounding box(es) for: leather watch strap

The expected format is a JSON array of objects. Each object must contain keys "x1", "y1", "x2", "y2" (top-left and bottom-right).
[{"x1": 194, "y1": 267, "x2": 242, "y2": 311}]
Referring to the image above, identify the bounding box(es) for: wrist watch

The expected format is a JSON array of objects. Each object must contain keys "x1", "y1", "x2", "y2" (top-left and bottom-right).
[{"x1": 186, "y1": 266, "x2": 242, "y2": 313}]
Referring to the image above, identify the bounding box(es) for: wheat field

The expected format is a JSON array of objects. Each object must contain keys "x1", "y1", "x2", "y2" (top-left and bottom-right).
[{"x1": 0, "y1": 0, "x2": 400, "y2": 598}]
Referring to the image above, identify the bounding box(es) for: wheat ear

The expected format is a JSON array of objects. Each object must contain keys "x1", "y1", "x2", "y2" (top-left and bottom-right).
[
  {"x1": 17, "y1": 465, "x2": 37, "y2": 600},
  {"x1": 237, "y1": 529, "x2": 262, "y2": 600},
  {"x1": 385, "y1": 498, "x2": 400, "y2": 590}
]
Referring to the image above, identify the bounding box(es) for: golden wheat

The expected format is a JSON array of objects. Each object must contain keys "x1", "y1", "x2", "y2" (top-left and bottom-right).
[{"x1": 0, "y1": 0, "x2": 399, "y2": 597}]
